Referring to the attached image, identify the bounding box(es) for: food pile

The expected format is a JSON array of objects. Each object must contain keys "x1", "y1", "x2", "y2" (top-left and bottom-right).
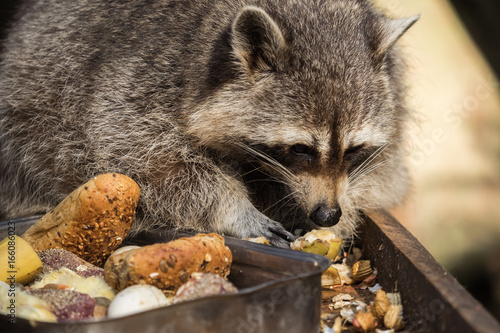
[
  {"x1": 1, "y1": 172, "x2": 405, "y2": 330},
  {"x1": 290, "y1": 230, "x2": 406, "y2": 333},
  {"x1": 0, "y1": 174, "x2": 236, "y2": 322}
]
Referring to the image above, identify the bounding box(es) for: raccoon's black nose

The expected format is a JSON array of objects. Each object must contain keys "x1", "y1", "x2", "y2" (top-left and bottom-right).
[{"x1": 310, "y1": 204, "x2": 342, "y2": 227}]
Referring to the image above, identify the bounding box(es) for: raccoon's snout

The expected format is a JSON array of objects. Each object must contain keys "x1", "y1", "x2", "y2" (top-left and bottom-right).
[{"x1": 309, "y1": 203, "x2": 342, "y2": 227}]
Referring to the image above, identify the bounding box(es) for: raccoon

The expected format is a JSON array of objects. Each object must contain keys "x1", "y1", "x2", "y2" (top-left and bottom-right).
[{"x1": 0, "y1": 0, "x2": 417, "y2": 247}]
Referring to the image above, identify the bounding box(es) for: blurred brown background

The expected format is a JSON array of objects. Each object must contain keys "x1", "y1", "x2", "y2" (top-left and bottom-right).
[
  {"x1": 373, "y1": 0, "x2": 500, "y2": 321},
  {"x1": 1, "y1": 0, "x2": 500, "y2": 322}
]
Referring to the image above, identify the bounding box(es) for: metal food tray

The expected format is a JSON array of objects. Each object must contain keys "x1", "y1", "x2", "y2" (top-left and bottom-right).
[{"x1": 0, "y1": 216, "x2": 330, "y2": 333}]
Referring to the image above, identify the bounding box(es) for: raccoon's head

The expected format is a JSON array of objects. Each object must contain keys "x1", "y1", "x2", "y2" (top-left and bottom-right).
[{"x1": 187, "y1": 2, "x2": 418, "y2": 237}]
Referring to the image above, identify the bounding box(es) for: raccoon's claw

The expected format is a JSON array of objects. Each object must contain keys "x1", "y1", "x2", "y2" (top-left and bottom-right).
[
  {"x1": 221, "y1": 198, "x2": 295, "y2": 248},
  {"x1": 269, "y1": 226, "x2": 295, "y2": 242},
  {"x1": 267, "y1": 225, "x2": 296, "y2": 248}
]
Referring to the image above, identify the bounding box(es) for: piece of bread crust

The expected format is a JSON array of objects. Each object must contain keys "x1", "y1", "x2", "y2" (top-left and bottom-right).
[
  {"x1": 104, "y1": 233, "x2": 232, "y2": 294},
  {"x1": 22, "y1": 173, "x2": 140, "y2": 266}
]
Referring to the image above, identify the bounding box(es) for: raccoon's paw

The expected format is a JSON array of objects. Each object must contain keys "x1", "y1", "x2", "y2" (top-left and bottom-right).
[
  {"x1": 221, "y1": 200, "x2": 295, "y2": 248},
  {"x1": 240, "y1": 211, "x2": 296, "y2": 248},
  {"x1": 242, "y1": 214, "x2": 297, "y2": 248},
  {"x1": 255, "y1": 219, "x2": 296, "y2": 248}
]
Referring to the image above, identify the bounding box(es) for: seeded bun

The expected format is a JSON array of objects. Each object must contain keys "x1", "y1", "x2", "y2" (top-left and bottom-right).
[
  {"x1": 22, "y1": 173, "x2": 140, "y2": 266},
  {"x1": 104, "y1": 233, "x2": 232, "y2": 294}
]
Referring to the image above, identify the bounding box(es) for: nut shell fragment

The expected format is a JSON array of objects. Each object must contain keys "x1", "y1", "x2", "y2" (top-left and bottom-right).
[
  {"x1": 372, "y1": 289, "x2": 391, "y2": 320},
  {"x1": 384, "y1": 304, "x2": 404, "y2": 330},
  {"x1": 354, "y1": 311, "x2": 377, "y2": 331},
  {"x1": 387, "y1": 292, "x2": 402, "y2": 306},
  {"x1": 331, "y1": 263, "x2": 354, "y2": 285},
  {"x1": 352, "y1": 260, "x2": 373, "y2": 282}
]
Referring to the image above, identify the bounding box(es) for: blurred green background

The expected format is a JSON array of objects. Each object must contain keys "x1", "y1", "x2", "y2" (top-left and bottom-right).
[{"x1": 373, "y1": 0, "x2": 500, "y2": 321}]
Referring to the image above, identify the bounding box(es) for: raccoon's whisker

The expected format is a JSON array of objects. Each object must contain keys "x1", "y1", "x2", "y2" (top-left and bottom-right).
[
  {"x1": 240, "y1": 165, "x2": 267, "y2": 177},
  {"x1": 262, "y1": 190, "x2": 299, "y2": 214},
  {"x1": 348, "y1": 143, "x2": 388, "y2": 182},
  {"x1": 360, "y1": 160, "x2": 389, "y2": 178},
  {"x1": 348, "y1": 145, "x2": 387, "y2": 182},
  {"x1": 349, "y1": 159, "x2": 389, "y2": 186},
  {"x1": 349, "y1": 172, "x2": 386, "y2": 196},
  {"x1": 359, "y1": 158, "x2": 388, "y2": 178},
  {"x1": 241, "y1": 166, "x2": 291, "y2": 187},
  {"x1": 286, "y1": 206, "x2": 301, "y2": 223},
  {"x1": 236, "y1": 143, "x2": 298, "y2": 184},
  {"x1": 244, "y1": 178, "x2": 289, "y2": 186},
  {"x1": 265, "y1": 190, "x2": 299, "y2": 217},
  {"x1": 247, "y1": 149, "x2": 294, "y2": 181},
  {"x1": 349, "y1": 185, "x2": 383, "y2": 194},
  {"x1": 278, "y1": 205, "x2": 300, "y2": 229}
]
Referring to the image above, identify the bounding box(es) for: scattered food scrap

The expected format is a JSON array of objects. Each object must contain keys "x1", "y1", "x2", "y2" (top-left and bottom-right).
[{"x1": 292, "y1": 229, "x2": 406, "y2": 332}]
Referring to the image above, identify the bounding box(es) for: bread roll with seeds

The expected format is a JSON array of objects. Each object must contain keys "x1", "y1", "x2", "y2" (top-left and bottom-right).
[
  {"x1": 22, "y1": 173, "x2": 140, "y2": 266},
  {"x1": 104, "y1": 233, "x2": 232, "y2": 294}
]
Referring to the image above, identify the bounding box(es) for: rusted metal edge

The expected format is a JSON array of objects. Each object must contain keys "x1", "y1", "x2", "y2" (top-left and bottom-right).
[{"x1": 360, "y1": 210, "x2": 500, "y2": 333}]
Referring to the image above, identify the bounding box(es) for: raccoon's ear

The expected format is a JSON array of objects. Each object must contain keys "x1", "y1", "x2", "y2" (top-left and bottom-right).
[
  {"x1": 375, "y1": 15, "x2": 419, "y2": 63},
  {"x1": 231, "y1": 6, "x2": 287, "y2": 75}
]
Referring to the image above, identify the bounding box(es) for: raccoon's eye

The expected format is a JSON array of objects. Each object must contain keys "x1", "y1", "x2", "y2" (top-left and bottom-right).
[
  {"x1": 344, "y1": 144, "x2": 365, "y2": 156},
  {"x1": 290, "y1": 144, "x2": 314, "y2": 156},
  {"x1": 344, "y1": 144, "x2": 380, "y2": 172},
  {"x1": 344, "y1": 144, "x2": 366, "y2": 171}
]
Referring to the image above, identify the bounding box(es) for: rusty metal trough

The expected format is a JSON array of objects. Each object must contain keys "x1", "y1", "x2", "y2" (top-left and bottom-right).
[{"x1": 358, "y1": 210, "x2": 500, "y2": 333}]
